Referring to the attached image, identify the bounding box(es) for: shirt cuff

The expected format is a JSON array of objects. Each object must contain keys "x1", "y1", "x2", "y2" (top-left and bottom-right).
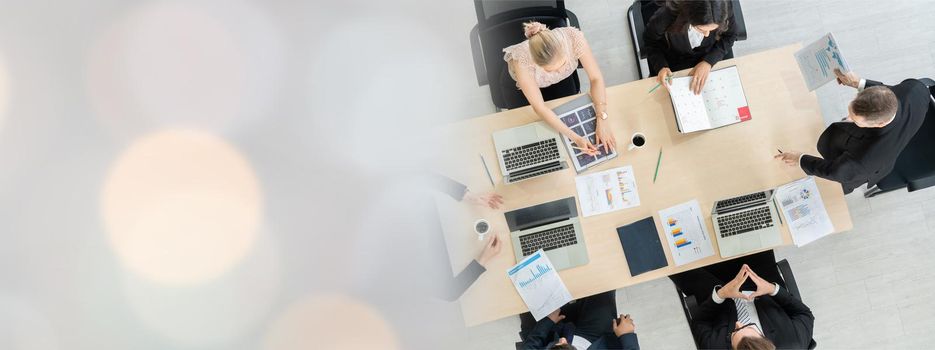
[
  {"x1": 770, "y1": 283, "x2": 780, "y2": 296},
  {"x1": 712, "y1": 286, "x2": 726, "y2": 304},
  {"x1": 857, "y1": 78, "x2": 867, "y2": 91}
]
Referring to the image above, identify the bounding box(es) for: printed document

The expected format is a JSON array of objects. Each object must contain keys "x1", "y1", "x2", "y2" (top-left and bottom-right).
[
  {"x1": 668, "y1": 65, "x2": 751, "y2": 133},
  {"x1": 775, "y1": 177, "x2": 834, "y2": 247},
  {"x1": 575, "y1": 166, "x2": 640, "y2": 217},
  {"x1": 794, "y1": 32, "x2": 851, "y2": 91},
  {"x1": 658, "y1": 200, "x2": 715, "y2": 265},
  {"x1": 508, "y1": 250, "x2": 573, "y2": 320}
]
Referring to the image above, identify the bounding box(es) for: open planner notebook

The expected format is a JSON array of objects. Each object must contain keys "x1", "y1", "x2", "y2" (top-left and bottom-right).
[{"x1": 667, "y1": 65, "x2": 751, "y2": 133}]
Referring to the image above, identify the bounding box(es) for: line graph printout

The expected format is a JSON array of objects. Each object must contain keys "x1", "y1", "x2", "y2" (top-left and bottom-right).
[
  {"x1": 795, "y1": 32, "x2": 851, "y2": 91},
  {"x1": 507, "y1": 250, "x2": 572, "y2": 320}
]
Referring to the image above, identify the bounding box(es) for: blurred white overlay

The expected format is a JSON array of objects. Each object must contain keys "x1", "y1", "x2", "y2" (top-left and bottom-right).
[{"x1": 0, "y1": 0, "x2": 480, "y2": 349}]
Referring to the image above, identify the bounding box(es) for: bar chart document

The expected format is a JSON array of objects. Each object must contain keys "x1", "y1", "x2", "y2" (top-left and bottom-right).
[
  {"x1": 668, "y1": 66, "x2": 751, "y2": 133},
  {"x1": 775, "y1": 177, "x2": 834, "y2": 247},
  {"x1": 795, "y1": 32, "x2": 851, "y2": 91},
  {"x1": 507, "y1": 249, "x2": 572, "y2": 320},
  {"x1": 574, "y1": 165, "x2": 640, "y2": 217},
  {"x1": 658, "y1": 200, "x2": 715, "y2": 265}
]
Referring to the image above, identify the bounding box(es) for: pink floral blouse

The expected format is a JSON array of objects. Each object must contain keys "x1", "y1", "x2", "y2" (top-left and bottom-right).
[{"x1": 502, "y1": 26, "x2": 587, "y2": 88}]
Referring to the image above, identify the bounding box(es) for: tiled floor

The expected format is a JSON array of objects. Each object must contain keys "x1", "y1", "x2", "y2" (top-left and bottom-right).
[{"x1": 454, "y1": 0, "x2": 935, "y2": 349}]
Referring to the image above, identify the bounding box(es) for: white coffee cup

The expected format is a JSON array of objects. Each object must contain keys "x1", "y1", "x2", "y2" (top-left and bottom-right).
[
  {"x1": 628, "y1": 132, "x2": 646, "y2": 151},
  {"x1": 474, "y1": 219, "x2": 490, "y2": 241}
]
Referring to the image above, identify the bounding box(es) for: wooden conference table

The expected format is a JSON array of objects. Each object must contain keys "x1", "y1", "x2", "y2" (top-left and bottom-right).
[{"x1": 434, "y1": 44, "x2": 853, "y2": 327}]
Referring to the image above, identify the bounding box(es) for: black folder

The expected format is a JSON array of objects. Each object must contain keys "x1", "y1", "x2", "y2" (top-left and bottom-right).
[{"x1": 616, "y1": 217, "x2": 668, "y2": 277}]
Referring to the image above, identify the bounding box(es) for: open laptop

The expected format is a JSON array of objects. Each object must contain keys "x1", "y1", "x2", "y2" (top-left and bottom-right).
[
  {"x1": 712, "y1": 190, "x2": 784, "y2": 258},
  {"x1": 505, "y1": 197, "x2": 588, "y2": 270},
  {"x1": 552, "y1": 94, "x2": 618, "y2": 172},
  {"x1": 493, "y1": 121, "x2": 568, "y2": 184}
]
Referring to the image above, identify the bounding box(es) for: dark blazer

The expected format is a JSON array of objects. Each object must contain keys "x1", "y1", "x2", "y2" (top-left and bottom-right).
[
  {"x1": 523, "y1": 318, "x2": 640, "y2": 350},
  {"x1": 694, "y1": 288, "x2": 814, "y2": 349},
  {"x1": 430, "y1": 174, "x2": 487, "y2": 301},
  {"x1": 800, "y1": 79, "x2": 930, "y2": 194},
  {"x1": 644, "y1": 5, "x2": 738, "y2": 75}
]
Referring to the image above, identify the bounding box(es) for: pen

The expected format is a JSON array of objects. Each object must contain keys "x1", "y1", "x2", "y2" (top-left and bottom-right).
[
  {"x1": 647, "y1": 75, "x2": 673, "y2": 93},
  {"x1": 652, "y1": 148, "x2": 663, "y2": 183},
  {"x1": 479, "y1": 154, "x2": 495, "y2": 188}
]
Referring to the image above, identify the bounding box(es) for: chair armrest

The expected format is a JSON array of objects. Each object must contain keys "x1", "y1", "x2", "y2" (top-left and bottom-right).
[
  {"x1": 628, "y1": 3, "x2": 646, "y2": 59},
  {"x1": 731, "y1": 0, "x2": 747, "y2": 41},
  {"x1": 566, "y1": 9, "x2": 580, "y2": 29},
  {"x1": 470, "y1": 24, "x2": 488, "y2": 86},
  {"x1": 776, "y1": 259, "x2": 801, "y2": 301},
  {"x1": 919, "y1": 77, "x2": 934, "y2": 88}
]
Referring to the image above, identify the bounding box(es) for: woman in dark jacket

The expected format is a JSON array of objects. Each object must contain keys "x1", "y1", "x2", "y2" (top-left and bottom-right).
[{"x1": 644, "y1": 0, "x2": 737, "y2": 94}]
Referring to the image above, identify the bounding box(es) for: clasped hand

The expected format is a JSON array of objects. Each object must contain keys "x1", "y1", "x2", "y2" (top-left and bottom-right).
[{"x1": 717, "y1": 264, "x2": 777, "y2": 300}]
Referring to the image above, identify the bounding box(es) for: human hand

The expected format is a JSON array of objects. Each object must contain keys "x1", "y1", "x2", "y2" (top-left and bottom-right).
[
  {"x1": 744, "y1": 264, "x2": 778, "y2": 298},
  {"x1": 834, "y1": 68, "x2": 860, "y2": 89},
  {"x1": 717, "y1": 265, "x2": 751, "y2": 301},
  {"x1": 612, "y1": 314, "x2": 636, "y2": 336},
  {"x1": 463, "y1": 190, "x2": 504, "y2": 209},
  {"x1": 476, "y1": 234, "x2": 502, "y2": 268},
  {"x1": 689, "y1": 61, "x2": 712, "y2": 94},
  {"x1": 547, "y1": 308, "x2": 565, "y2": 323},
  {"x1": 594, "y1": 119, "x2": 616, "y2": 154},
  {"x1": 657, "y1": 67, "x2": 673, "y2": 92},
  {"x1": 573, "y1": 136, "x2": 600, "y2": 156},
  {"x1": 773, "y1": 151, "x2": 802, "y2": 167}
]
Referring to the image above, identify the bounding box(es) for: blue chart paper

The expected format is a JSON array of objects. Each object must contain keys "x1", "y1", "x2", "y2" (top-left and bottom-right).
[
  {"x1": 507, "y1": 250, "x2": 572, "y2": 320},
  {"x1": 795, "y1": 32, "x2": 851, "y2": 91}
]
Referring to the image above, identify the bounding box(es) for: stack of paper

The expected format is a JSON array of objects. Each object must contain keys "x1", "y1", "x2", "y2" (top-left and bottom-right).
[{"x1": 507, "y1": 249, "x2": 572, "y2": 321}]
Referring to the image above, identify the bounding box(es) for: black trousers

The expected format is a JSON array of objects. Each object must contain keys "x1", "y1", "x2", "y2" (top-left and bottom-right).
[
  {"x1": 519, "y1": 290, "x2": 618, "y2": 343},
  {"x1": 669, "y1": 250, "x2": 783, "y2": 300}
]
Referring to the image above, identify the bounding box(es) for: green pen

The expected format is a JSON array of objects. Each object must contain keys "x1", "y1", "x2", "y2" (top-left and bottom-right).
[
  {"x1": 647, "y1": 74, "x2": 673, "y2": 94},
  {"x1": 652, "y1": 148, "x2": 663, "y2": 183}
]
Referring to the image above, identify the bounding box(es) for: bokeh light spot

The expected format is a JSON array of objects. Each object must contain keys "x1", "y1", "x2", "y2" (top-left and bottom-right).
[
  {"x1": 263, "y1": 294, "x2": 399, "y2": 350},
  {"x1": 101, "y1": 129, "x2": 262, "y2": 285}
]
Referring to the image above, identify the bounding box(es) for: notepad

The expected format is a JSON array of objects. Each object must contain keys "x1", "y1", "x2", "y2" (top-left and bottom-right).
[
  {"x1": 668, "y1": 65, "x2": 751, "y2": 133},
  {"x1": 616, "y1": 217, "x2": 668, "y2": 277}
]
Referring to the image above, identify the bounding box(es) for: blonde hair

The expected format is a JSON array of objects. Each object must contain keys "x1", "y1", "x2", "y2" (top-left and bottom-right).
[{"x1": 523, "y1": 21, "x2": 564, "y2": 66}]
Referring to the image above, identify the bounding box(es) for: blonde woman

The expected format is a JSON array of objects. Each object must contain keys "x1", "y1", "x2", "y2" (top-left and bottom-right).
[{"x1": 503, "y1": 22, "x2": 615, "y2": 155}]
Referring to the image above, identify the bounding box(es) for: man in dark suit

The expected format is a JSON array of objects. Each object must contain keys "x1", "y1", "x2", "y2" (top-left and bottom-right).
[
  {"x1": 520, "y1": 290, "x2": 640, "y2": 349},
  {"x1": 775, "y1": 69, "x2": 930, "y2": 194},
  {"x1": 669, "y1": 251, "x2": 814, "y2": 350}
]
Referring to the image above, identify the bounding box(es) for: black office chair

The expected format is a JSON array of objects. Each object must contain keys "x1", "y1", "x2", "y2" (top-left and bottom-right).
[
  {"x1": 469, "y1": 0, "x2": 582, "y2": 110},
  {"x1": 626, "y1": 0, "x2": 748, "y2": 79},
  {"x1": 672, "y1": 252, "x2": 817, "y2": 350},
  {"x1": 865, "y1": 78, "x2": 935, "y2": 198}
]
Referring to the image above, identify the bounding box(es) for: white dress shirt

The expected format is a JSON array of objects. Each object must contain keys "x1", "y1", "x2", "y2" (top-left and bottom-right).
[
  {"x1": 687, "y1": 25, "x2": 704, "y2": 49},
  {"x1": 711, "y1": 284, "x2": 780, "y2": 334}
]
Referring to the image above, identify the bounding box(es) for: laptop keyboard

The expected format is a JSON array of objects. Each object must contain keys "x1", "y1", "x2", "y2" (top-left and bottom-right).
[
  {"x1": 715, "y1": 192, "x2": 767, "y2": 212},
  {"x1": 717, "y1": 207, "x2": 774, "y2": 238},
  {"x1": 519, "y1": 224, "x2": 577, "y2": 256},
  {"x1": 501, "y1": 139, "x2": 561, "y2": 171}
]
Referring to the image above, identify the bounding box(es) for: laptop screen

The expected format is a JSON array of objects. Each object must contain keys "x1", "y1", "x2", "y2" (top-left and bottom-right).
[{"x1": 504, "y1": 197, "x2": 578, "y2": 232}]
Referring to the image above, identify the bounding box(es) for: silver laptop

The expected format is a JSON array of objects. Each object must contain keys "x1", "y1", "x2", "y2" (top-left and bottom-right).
[
  {"x1": 505, "y1": 197, "x2": 588, "y2": 270},
  {"x1": 492, "y1": 121, "x2": 568, "y2": 184},
  {"x1": 712, "y1": 190, "x2": 783, "y2": 258}
]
